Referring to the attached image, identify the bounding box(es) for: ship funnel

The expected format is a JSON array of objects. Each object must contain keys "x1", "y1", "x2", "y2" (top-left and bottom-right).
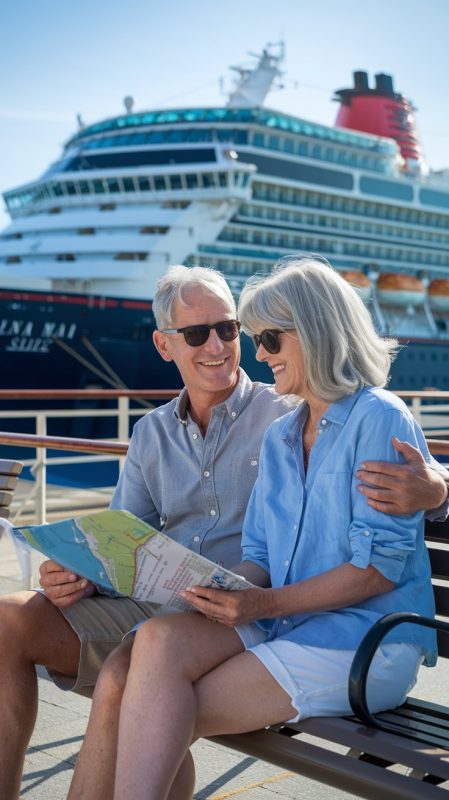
[
  {"x1": 353, "y1": 71, "x2": 369, "y2": 92},
  {"x1": 334, "y1": 70, "x2": 427, "y2": 174},
  {"x1": 374, "y1": 73, "x2": 394, "y2": 96}
]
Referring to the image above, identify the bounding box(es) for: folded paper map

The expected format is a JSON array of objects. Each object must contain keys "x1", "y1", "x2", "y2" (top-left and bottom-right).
[{"x1": 12, "y1": 509, "x2": 252, "y2": 612}]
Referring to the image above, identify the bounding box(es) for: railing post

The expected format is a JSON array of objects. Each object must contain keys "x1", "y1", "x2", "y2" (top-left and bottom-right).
[
  {"x1": 411, "y1": 396, "x2": 422, "y2": 427},
  {"x1": 117, "y1": 396, "x2": 129, "y2": 471},
  {"x1": 35, "y1": 414, "x2": 47, "y2": 524}
]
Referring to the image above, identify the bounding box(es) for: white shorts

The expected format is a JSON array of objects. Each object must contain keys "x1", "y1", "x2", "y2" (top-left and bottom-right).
[{"x1": 235, "y1": 623, "x2": 423, "y2": 723}]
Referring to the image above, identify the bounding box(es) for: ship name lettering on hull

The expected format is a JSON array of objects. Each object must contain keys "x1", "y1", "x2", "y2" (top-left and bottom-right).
[{"x1": 0, "y1": 319, "x2": 77, "y2": 353}]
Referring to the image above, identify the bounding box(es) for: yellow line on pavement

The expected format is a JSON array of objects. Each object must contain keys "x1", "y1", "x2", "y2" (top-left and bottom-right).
[{"x1": 208, "y1": 770, "x2": 294, "y2": 798}]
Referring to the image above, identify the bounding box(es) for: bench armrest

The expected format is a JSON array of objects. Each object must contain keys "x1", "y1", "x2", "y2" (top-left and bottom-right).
[{"x1": 348, "y1": 611, "x2": 449, "y2": 728}]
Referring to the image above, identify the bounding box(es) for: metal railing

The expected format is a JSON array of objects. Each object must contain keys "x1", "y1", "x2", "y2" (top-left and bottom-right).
[{"x1": 0, "y1": 388, "x2": 448, "y2": 525}]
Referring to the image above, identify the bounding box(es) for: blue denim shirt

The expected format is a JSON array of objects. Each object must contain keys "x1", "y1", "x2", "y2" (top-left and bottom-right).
[{"x1": 241, "y1": 386, "x2": 437, "y2": 666}]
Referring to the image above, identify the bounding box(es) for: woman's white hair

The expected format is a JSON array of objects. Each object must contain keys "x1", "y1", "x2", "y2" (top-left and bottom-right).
[
  {"x1": 153, "y1": 265, "x2": 236, "y2": 329},
  {"x1": 238, "y1": 255, "x2": 397, "y2": 402}
]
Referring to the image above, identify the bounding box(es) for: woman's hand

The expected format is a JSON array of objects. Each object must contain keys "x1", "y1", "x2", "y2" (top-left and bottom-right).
[{"x1": 180, "y1": 585, "x2": 273, "y2": 626}]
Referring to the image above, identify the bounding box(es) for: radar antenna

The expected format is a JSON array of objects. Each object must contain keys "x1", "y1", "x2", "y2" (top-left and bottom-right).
[
  {"x1": 76, "y1": 113, "x2": 85, "y2": 130},
  {"x1": 123, "y1": 96, "x2": 135, "y2": 114},
  {"x1": 225, "y1": 42, "x2": 285, "y2": 108}
]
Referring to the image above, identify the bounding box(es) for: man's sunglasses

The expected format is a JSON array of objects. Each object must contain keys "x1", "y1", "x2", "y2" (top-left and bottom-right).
[
  {"x1": 253, "y1": 329, "x2": 283, "y2": 354},
  {"x1": 161, "y1": 319, "x2": 241, "y2": 347}
]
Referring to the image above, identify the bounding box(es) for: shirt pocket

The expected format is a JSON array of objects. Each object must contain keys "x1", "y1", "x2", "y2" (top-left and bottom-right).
[{"x1": 306, "y1": 472, "x2": 352, "y2": 549}]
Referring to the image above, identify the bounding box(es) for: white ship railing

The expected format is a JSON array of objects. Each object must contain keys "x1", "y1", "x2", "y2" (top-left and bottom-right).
[{"x1": 0, "y1": 388, "x2": 448, "y2": 526}]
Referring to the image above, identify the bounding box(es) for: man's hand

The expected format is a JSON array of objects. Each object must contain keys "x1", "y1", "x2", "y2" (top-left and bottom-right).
[
  {"x1": 39, "y1": 560, "x2": 95, "y2": 609},
  {"x1": 180, "y1": 585, "x2": 272, "y2": 626},
  {"x1": 356, "y1": 437, "x2": 448, "y2": 515}
]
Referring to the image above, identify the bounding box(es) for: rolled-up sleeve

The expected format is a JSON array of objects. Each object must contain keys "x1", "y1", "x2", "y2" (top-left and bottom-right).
[
  {"x1": 110, "y1": 418, "x2": 160, "y2": 529},
  {"x1": 350, "y1": 405, "x2": 427, "y2": 583}
]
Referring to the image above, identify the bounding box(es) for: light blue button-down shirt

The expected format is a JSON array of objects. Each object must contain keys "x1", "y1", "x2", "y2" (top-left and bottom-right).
[{"x1": 241, "y1": 386, "x2": 437, "y2": 666}]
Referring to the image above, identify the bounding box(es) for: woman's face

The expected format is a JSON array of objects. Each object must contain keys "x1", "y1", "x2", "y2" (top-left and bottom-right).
[{"x1": 255, "y1": 328, "x2": 308, "y2": 398}]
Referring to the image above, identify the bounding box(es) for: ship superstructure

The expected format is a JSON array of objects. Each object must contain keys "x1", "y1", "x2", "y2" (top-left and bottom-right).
[{"x1": 1, "y1": 46, "x2": 449, "y2": 392}]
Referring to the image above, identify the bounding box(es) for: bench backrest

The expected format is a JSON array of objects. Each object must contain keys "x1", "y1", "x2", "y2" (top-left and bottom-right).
[
  {"x1": 425, "y1": 516, "x2": 449, "y2": 658},
  {"x1": 0, "y1": 459, "x2": 23, "y2": 519}
]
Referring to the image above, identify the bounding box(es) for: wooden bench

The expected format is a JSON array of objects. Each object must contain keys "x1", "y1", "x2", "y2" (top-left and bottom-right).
[
  {"x1": 0, "y1": 459, "x2": 32, "y2": 586},
  {"x1": 211, "y1": 516, "x2": 449, "y2": 799},
  {"x1": 0, "y1": 459, "x2": 23, "y2": 519}
]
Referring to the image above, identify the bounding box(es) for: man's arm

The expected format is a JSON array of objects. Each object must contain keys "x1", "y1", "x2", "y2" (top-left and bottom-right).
[{"x1": 356, "y1": 436, "x2": 449, "y2": 516}]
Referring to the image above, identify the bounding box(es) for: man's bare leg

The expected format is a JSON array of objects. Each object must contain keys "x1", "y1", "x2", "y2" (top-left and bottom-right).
[
  {"x1": 0, "y1": 591, "x2": 81, "y2": 800},
  {"x1": 68, "y1": 637, "x2": 134, "y2": 800}
]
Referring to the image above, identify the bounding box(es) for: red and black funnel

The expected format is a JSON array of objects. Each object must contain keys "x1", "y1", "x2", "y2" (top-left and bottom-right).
[{"x1": 334, "y1": 71, "x2": 424, "y2": 167}]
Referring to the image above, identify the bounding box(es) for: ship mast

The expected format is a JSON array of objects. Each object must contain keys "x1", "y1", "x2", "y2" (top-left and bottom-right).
[{"x1": 226, "y1": 43, "x2": 284, "y2": 108}]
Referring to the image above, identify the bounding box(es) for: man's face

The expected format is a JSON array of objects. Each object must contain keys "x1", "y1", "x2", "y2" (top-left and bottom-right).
[{"x1": 153, "y1": 286, "x2": 240, "y2": 403}]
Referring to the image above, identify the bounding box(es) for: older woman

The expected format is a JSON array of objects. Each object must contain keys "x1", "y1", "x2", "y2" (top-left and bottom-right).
[{"x1": 111, "y1": 257, "x2": 436, "y2": 800}]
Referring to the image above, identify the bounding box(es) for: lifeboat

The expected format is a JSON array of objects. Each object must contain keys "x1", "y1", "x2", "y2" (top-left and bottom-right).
[
  {"x1": 340, "y1": 270, "x2": 371, "y2": 302},
  {"x1": 377, "y1": 274, "x2": 425, "y2": 307},
  {"x1": 428, "y1": 279, "x2": 449, "y2": 312}
]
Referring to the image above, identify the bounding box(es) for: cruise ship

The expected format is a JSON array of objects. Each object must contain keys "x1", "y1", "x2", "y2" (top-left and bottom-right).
[{"x1": 1, "y1": 44, "x2": 449, "y2": 394}]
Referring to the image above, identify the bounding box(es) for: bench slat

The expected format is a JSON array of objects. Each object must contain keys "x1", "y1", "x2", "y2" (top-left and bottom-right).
[{"x1": 211, "y1": 728, "x2": 448, "y2": 800}]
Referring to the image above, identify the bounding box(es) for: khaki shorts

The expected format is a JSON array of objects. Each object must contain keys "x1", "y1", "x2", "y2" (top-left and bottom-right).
[{"x1": 47, "y1": 595, "x2": 161, "y2": 698}]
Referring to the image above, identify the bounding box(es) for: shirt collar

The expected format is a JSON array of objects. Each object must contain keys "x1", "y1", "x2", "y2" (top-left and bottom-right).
[
  {"x1": 281, "y1": 386, "x2": 365, "y2": 445},
  {"x1": 173, "y1": 368, "x2": 253, "y2": 425}
]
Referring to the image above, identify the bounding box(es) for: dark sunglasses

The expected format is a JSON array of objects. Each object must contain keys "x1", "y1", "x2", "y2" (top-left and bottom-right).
[
  {"x1": 253, "y1": 329, "x2": 283, "y2": 354},
  {"x1": 161, "y1": 319, "x2": 241, "y2": 347}
]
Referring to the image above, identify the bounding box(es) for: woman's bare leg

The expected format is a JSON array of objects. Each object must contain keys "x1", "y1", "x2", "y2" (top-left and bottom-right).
[{"x1": 114, "y1": 614, "x2": 295, "y2": 800}]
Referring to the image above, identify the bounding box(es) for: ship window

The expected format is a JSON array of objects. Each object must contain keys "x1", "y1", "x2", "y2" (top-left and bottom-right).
[
  {"x1": 218, "y1": 172, "x2": 227, "y2": 187},
  {"x1": 123, "y1": 178, "x2": 135, "y2": 192},
  {"x1": 56, "y1": 254, "x2": 76, "y2": 261},
  {"x1": 360, "y1": 177, "x2": 413, "y2": 202},
  {"x1": 268, "y1": 136, "x2": 280, "y2": 150},
  {"x1": 202, "y1": 174, "x2": 214, "y2": 188},
  {"x1": 93, "y1": 180, "x2": 105, "y2": 194},
  {"x1": 138, "y1": 177, "x2": 151, "y2": 191},
  {"x1": 79, "y1": 181, "x2": 90, "y2": 194},
  {"x1": 154, "y1": 176, "x2": 167, "y2": 191},
  {"x1": 100, "y1": 203, "x2": 116, "y2": 210},
  {"x1": 107, "y1": 179, "x2": 120, "y2": 192},
  {"x1": 79, "y1": 228, "x2": 95, "y2": 235},
  {"x1": 6, "y1": 256, "x2": 21, "y2": 263},
  {"x1": 185, "y1": 174, "x2": 198, "y2": 189},
  {"x1": 169, "y1": 175, "x2": 182, "y2": 190},
  {"x1": 65, "y1": 182, "x2": 77, "y2": 195},
  {"x1": 419, "y1": 188, "x2": 449, "y2": 210},
  {"x1": 48, "y1": 207, "x2": 61, "y2": 214},
  {"x1": 149, "y1": 131, "x2": 165, "y2": 143},
  {"x1": 253, "y1": 133, "x2": 264, "y2": 147}
]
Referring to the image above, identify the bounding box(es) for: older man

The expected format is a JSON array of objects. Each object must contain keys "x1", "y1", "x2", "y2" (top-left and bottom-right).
[{"x1": 0, "y1": 265, "x2": 447, "y2": 800}]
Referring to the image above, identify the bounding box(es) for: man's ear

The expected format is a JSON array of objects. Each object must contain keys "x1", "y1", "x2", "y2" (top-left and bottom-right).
[{"x1": 153, "y1": 330, "x2": 173, "y2": 362}]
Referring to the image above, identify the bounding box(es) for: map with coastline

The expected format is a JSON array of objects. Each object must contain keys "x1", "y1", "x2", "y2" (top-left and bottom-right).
[{"x1": 13, "y1": 510, "x2": 251, "y2": 611}]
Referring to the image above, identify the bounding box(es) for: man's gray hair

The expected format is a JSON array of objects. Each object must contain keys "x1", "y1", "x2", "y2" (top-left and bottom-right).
[
  {"x1": 238, "y1": 255, "x2": 397, "y2": 402},
  {"x1": 153, "y1": 265, "x2": 236, "y2": 329}
]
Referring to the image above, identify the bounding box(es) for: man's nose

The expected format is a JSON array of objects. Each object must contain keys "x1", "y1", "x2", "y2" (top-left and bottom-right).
[{"x1": 204, "y1": 328, "x2": 225, "y2": 353}]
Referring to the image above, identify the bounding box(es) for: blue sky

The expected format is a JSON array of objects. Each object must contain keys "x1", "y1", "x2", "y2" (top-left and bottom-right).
[{"x1": 1, "y1": 0, "x2": 448, "y2": 230}]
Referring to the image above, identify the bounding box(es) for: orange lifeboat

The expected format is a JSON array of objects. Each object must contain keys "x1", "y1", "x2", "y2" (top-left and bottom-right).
[
  {"x1": 428, "y1": 279, "x2": 449, "y2": 312},
  {"x1": 377, "y1": 274, "x2": 425, "y2": 307},
  {"x1": 340, "y1": 270, "x2": 371, "y2": 302}
]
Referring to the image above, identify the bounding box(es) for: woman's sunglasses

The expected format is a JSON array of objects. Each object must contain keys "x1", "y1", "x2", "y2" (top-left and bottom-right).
[
  {"x1": 253, "y1": 329, "x2": 283, "y2": 354},
  {"x1": 161, "y1": 319, "x2": 241, "y2": 347}
]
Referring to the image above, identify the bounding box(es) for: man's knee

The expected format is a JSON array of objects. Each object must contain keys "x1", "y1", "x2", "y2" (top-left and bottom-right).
[{"x1": 0, "y1": 590, "x2": 79, "y2": 668}]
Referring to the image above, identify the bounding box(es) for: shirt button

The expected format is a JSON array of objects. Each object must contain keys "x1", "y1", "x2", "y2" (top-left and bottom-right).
[
  {"x1": 318, "y1": 429, "x2": 322, "y2": 435},
  {"x1": 204, "y1": 470, "x2": 210, "y2": 477},
  {"x1": 251, "y1": 458, "x2": 258, "y2": 467},
  {"x1": 193, "y1": 536, "x2": 200, "y2": 542},
  {"x1": 210, "y1": 509, "x2": 216, "y2": 516},
  {"x1": 231, "y1": 411, "x2": 237, "y2": 418},
  {"x1": 364, "y1": 529, "x2": 370, "y2": 536},
  {"x1": 282, "y1": 619, "x2": 288, "y2": 625},
  {"x1": 192, "y1": 433, "x2": 198, "y2": 440},
  {"x1": 321, "y1": 419, "x2": 327, "y2": 426}
]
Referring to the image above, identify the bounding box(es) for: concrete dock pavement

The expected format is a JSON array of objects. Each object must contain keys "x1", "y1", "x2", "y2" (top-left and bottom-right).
[{"x1": 1, "y1": 485, "x2": 449, "y2": 799}]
